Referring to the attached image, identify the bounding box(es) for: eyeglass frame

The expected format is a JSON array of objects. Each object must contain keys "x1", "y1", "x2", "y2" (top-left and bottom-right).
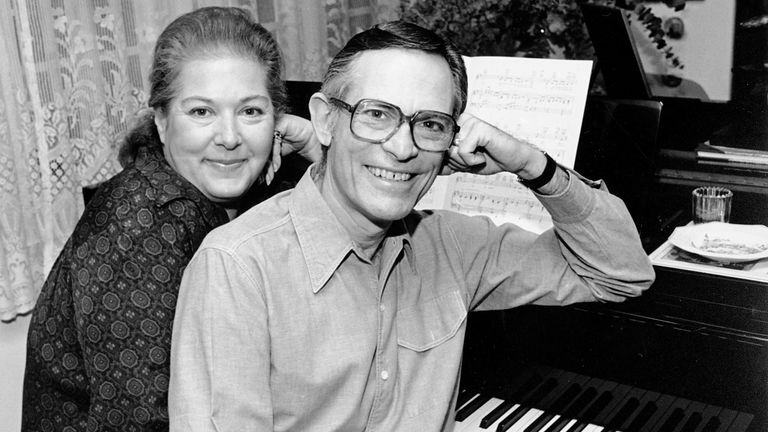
[{"x1": 328, "y1": 97, "x2": 460, "y2": 153}]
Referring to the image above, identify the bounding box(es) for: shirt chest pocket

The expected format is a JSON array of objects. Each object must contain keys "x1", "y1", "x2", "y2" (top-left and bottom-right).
[{"x1": 396, "y1": 290, "x2": 468, "y2": 352}]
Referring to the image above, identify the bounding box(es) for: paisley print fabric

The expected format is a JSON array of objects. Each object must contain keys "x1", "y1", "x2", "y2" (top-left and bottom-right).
[{"x1": 21, "y1": 145, "x2": 229, "y2": 431}]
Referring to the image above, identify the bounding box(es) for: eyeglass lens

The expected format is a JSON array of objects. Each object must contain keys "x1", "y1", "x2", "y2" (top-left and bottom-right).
[{"x1": 351, "y1": 100, "x2": 455, "y2": 151}]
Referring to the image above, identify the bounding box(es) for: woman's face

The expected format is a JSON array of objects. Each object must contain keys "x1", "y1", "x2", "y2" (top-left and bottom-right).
[{"x1": 155, "y1": 56, "x2": 275, "y2": 204}]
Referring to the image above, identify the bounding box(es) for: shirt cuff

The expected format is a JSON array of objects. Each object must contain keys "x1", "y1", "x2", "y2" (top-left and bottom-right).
[{"x1": 534, "y1": 169, "x2": 601, "y2": 224}]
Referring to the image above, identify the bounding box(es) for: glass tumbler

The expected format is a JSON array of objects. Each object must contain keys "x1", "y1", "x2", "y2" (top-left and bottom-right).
[{"x1": 691, "y1": 186, "x2": 732, "y2": 224}]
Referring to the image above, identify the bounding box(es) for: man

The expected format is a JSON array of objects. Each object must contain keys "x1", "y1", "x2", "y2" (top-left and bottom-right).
[{"x1": 169, "y1": 21, "x2": 654, "y2": 432}]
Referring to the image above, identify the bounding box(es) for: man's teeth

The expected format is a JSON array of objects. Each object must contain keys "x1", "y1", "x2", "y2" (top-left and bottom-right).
[{"x1": 368, "y1": 167, "x2": 413, "y2": 181}]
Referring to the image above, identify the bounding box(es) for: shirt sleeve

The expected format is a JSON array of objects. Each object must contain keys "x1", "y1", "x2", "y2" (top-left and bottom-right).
[
  {"x1": 169, "y1": 246, "x2": 273, "y2": 432},
  {"x1": 457, "y1": 173, "x2": 655, "y2": 310}
]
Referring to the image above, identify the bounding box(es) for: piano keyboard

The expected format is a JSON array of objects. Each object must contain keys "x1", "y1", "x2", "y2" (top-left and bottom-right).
[{"x1": 455, "y1": 367, "x2": 754, "y2": 432}]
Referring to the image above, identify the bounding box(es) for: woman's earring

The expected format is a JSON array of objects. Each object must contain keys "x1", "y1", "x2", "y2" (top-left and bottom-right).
[{"x1": 265, "y1": 130, "x2": 284, "y2": 186}]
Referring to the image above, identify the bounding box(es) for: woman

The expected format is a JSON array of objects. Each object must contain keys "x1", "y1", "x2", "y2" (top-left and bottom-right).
[{"x1": 21, "y1": 7, "x2": 318, "y2": 431}]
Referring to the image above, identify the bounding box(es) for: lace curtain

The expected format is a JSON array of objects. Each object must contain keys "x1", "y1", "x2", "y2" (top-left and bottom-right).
[{"x1": 0, "y1": 0, "x2": 399, "y2": 322}]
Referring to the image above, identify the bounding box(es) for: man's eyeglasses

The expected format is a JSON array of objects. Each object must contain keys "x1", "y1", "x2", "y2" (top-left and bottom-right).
[{"x1": 329, "y1": 98, "x2": 459, "y2": 152}]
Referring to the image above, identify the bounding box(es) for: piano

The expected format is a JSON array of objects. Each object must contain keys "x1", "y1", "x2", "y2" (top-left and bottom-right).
[
  {"x1": 456, "y1": 98, "x2": 768, "y2": 432},
  {"x1": 457, "y1": 258, "x2": 768, "y2": 431}
]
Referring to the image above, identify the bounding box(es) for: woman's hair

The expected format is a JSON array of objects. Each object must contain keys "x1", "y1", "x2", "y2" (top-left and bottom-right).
[
  {"x1": 119, "y1": 7, "x2": 286, "y2": 166},
  {"x1": 320, "y1": 20, "x2": 467, "y2": 118}
]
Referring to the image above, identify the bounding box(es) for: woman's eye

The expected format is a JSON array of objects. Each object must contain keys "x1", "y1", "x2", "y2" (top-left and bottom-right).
[
  {"x1": 188, "y1": 108, "x2": 211, "y2": 117},
  {"x1": 242, "y1": 107, "x2": 265, "y2": 117}
]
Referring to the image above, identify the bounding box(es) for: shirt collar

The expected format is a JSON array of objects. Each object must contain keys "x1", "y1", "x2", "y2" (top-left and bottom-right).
[
  {"x1": 288, "y1": 167, "x2": 416, "y2": 293},
  {"x1": 289, "y1": 169, "x2": 355, "y2": 293},
  {"x1": 134, "y1": 146, "x2": 228, "y2": 227}
]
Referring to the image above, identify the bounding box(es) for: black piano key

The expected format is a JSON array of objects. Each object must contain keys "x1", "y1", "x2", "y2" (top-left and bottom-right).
[
  {"x1": 480, "y1": 373, "x2": 547, "y2": 431},
  {"x1": 639, "y1": 394, "x2": 677, "y2": 432},
  {"x1": 561, "y1": 379, "x2": 601, "y2": 418},
  {"x1": 624, "y1": 392, "x2": 661, "y2": 432},
  {"x1": 527, "y1": 377, "x2": 560, "y2": 406},
  {"x1": 539, "y1": 373, "x2": 590, "y2": 412},
  {"x1": 524, "y1": 412, "x2": 558, "y2": 432},
  {"x1": 514, "y1": 408, "x2": 549, "y2": 432},
  {"x1": 680, "y1": 412, "x2": 703, "y2": 432},
  {"x1": 564, "y1": 422, "x2": 590, "y2": 432},
  {"x1": 602, "y1": 396, "x2": 641, "y2": 432},
  {"x1": 692, "y1": 405, "x2": 722, "y2": 432},
  {"x1": 551, "y1": 381, "x2": 586, "y2": 413},
  {"x1": 456, "y1": 397, "x2": 511, "y2": 432},
  {"x1": 527, "y1": 378, "x2": 590, "y2": 432},
  {"x1": 525, "y1": 376, "x2": 585, "y2": 432},
  {"x1": 694, "y1": 406, "x2": 726, "y2": 432},
  {"x1": 604, "y1": 386, "x2": 647, "y2": 431},
  {"x1": 700, "y1": 416, "x2": 722, "y2": 432},
  {"x1": 542, "y1": 416, "x2": 577, "y2": 432},
  {"x1": 541, "y1": 379, "x2": 603, "y2": 432},
  {"x1": 650, "y1": 398, "x2": 691, "y2": 432},
  {"x1": 456, "y1": 394, "x2": 493, "y2": 422},
  {"x1": 581, "y1": 386, "x2": 616, "y2": 422},
  {"x1": 562, "y1": 380, "x2": 618, "y2": 432},
  {"x1": 480, "y1": 400, "x2": 517, "y2": 429},
  {"x1": 481, "y1": 376, "x2": 559, "y2": 429},
  {"x1": 725, "y1": 412, "x2": 755, "y2": 432},
  {"x1": 591, "y1": 383, "x2": 633, "y2": 427},
  {"x1": 458, "y1": 388, "x2": 477, "y2": 410},
  {"x1": 675, "y1": 401, "x2": 706, "y2": 432},
  {"x1": 496, "y1": 404, "x2": 530, "y2": 432},
  {"x1": 496, "y1": 366, "x2": 545, "y2": 400},
  {"x1": 700, "y1": 408, "x2": 738, "y2": 432},
  {"x1": 488, "y1": 370, "x2": 553, "y2": 429},
  {"x1": 513, "y1": 370, "x2": 546, "y2": 401},
  {"x1": 656, "y1": 407, "x2": 686, "y2": 432}
]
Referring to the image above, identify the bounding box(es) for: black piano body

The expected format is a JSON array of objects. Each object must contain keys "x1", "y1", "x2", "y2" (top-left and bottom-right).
[
  {"x1": 459, "y1": 265, "x2": 768, "y2": 432},
  {"x1": 458, "y1": 96, "x2": 768, "y2": 432}
]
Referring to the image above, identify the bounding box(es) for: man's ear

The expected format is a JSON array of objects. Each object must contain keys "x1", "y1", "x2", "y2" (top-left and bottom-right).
[
  {"x1": 153, "y1": 108, "x2": 168, "y2": 144},
  {"x1": 308, "y1": 92, "x2": 335, "y2": 148}
]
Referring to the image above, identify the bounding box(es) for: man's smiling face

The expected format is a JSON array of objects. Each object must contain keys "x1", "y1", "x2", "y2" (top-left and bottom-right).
[{"x1": 321, "y1": 48, "x2": 454, "y2": 227}]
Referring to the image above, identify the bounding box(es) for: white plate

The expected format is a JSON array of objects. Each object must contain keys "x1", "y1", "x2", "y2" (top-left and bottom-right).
[{"x1": 668, "y1": 222, "x2": 768, "y2": 263}]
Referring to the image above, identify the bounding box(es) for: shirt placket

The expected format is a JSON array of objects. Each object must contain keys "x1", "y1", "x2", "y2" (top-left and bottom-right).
[{"x1": 365, "y1": 238, "x2": 402, "y2": 430}]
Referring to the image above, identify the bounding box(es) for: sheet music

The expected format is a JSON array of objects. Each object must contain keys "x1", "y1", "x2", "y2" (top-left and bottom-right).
[{"x1": 416, "y1": 56, "x2": 593, "y2": 233}]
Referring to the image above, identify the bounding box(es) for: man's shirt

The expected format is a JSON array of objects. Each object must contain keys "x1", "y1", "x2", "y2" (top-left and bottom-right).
[{"x1": 169, "y1": 167, "x2": 654, "y2": 432}]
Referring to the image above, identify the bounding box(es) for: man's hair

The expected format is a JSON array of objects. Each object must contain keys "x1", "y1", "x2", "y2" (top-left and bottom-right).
[
  {"x1": 120, "y1": 7, "x2": 285, "y2": 166},
  {"x1": 320, "y1": 20, "x2": 468, "y2": 118}
]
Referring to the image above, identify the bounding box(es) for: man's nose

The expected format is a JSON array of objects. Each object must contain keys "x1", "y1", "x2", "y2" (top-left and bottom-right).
[
  {"x1": 215, "y1": 115, "x2": 242, "y2": 149},
  {"x1": 381, "y1": 122, "x2": 419, "y2": 160}
]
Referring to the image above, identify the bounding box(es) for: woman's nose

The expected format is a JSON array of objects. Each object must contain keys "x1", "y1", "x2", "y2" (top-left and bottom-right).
[{"x1": 215, "y1": 116, "x2": 242, "y2": 149}]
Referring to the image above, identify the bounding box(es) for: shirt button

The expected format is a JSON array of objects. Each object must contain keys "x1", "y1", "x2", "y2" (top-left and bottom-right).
[
  {"x1": 379, "y1": 304, "x2": 386, "y2": 312},
  {"x1": 381, "y1": 370, "x2": 389, "y2": 381}
]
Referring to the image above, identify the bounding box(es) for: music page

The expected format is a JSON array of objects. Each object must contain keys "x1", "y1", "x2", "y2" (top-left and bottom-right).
[{"x1": 416, "y1": 56, "x2": 593, "y2": 233}]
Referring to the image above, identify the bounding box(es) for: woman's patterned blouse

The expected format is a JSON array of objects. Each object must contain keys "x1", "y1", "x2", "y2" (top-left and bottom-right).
[{"x1": 22, "y1": 146, "x2": 229, "y2": 431}]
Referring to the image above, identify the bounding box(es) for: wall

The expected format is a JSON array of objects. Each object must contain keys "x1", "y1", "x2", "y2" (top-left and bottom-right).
[
  {"x1": 631, "y1": 0, "x2": 736, "y2": 101},
  {"x1": 1, "y1": 315, "x2": 30, "y2": 432}
]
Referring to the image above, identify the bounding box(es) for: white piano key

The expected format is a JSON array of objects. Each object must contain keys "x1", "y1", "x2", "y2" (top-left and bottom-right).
[
  {"x1": 454, "y1": 397, "x2": 510, "y2": 432},
  {"x1": 509, "y1": 408, "x2": 545, "y2": 432},
  {"x1": 536, "y1": 415, "x2": 563, "y2": 432},
  {"x1": 554, "y1": 419, "x2": 579, "y2": 432}
]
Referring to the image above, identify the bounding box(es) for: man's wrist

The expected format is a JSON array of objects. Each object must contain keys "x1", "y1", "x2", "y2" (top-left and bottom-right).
[{"x1": 519, "y1": 152, "x2": 558, "y2": 191}]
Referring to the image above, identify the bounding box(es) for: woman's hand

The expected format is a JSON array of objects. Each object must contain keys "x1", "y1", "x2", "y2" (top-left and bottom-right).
[
  {"x1": 275, "y1": 114, "x2": 322, "y2": 162},
  {"x1": 264, "y1": 114, "x2": 322, "y2": 185}
]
